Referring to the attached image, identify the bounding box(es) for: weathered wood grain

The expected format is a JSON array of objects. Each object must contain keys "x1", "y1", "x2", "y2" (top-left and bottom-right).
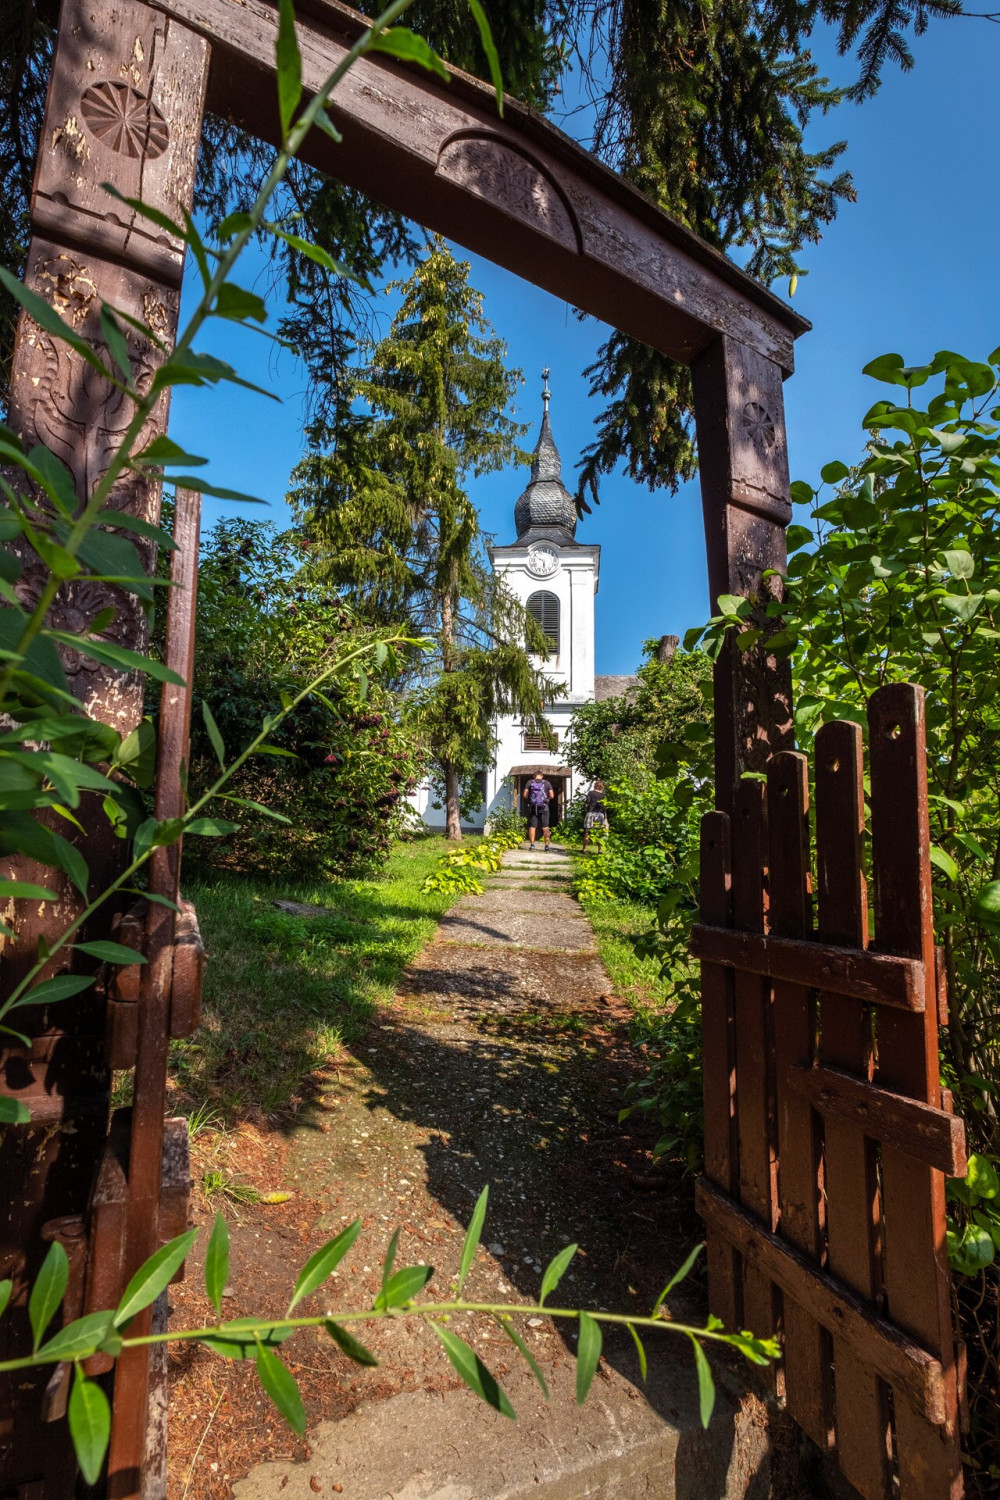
[
  {"x1": 731, "y1": 780, "x2": 781, "y2": 1355},
  {"x1": 814, "y1": 719, "x2": 892, "y2": 1500},
  {"x1": 145, "y1": 0, "x2": 805, "y2": 370},
  {"x1": 700, "y1": 811, "x2": 740, "y2": 1333},
  {"x1": 691, "y1": 338, "x2": 794, "y2": 814},
  {"x1": 696, "y1": 1178, "x2": 947, "y2": 1427},
  {"x1": 689, "y1": 926, "x2": 927, "y2": 1011},
  {"x1": 788, "y1": 1065, "x2": 966, "y2": 1177},
  {"x1": 869, "y1": 685, "x2": 963, "y2": 1500},
  {"x1": 767, "y1": 753, "x2": 831, "y2": 1450}
]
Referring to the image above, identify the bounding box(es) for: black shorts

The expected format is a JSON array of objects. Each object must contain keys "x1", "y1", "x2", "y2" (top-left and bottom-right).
[{"x1": 528, "y1": 804, "x2": 550, "y2": 828}]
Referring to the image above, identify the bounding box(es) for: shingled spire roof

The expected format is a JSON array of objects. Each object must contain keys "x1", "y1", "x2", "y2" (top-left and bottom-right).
[{"x1": 513, "y1": 370, "x2": 578, "y2": 545}]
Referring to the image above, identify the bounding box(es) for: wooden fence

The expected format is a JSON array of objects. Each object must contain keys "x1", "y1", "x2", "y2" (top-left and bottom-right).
[{"x1": 694, "y1": 682, "x2": 965, "y2": 1499}]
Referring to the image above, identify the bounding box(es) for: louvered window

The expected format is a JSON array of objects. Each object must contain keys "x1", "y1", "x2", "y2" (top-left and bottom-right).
[
  {"x1": 527, "y1": 590, "x2": 560, "y2": 652},
  {"x1": 523, "y1": 731, "x2": 558, "y2": 752}
]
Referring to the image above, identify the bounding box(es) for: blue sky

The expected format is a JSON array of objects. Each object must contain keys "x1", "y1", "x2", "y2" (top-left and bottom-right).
[{"x1": 169, "y1": 12, "x2": 999, "y2": 673}]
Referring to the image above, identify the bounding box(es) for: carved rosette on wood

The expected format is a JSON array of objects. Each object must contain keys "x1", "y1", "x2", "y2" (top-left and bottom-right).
[
  {"x1": 692, "y1": 335, "x2": 795, "y2": 813},
  {"x1": 9, "y1": 0, "x2": 207, "y2": 733},
  {"x1": 0, "y1": 3, "x2": 208, "y2": 1493},
  {"x1": 436, "y1": 132, "x2": 582, "y2": 254}
]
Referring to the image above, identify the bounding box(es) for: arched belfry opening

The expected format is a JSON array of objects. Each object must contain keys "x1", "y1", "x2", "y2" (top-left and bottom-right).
[{"x1": 526, "y1": 589, "x2": 560, "y2": 652}]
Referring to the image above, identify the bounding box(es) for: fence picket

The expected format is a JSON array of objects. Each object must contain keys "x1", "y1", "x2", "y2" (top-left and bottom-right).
[
  {"x1": 700, "y1": 811, "x2": 740, "y2": 1332},
  {"x1": 868, "y1": 685, "x2": 963, "y2": 1500},
  {"x1": 814, "y1": 719, "x2": 892, "y2": 1499},
  {"x1": 731, "y1": 781, "x2": 780, "y2": 1355},
  {"x1": 767, "y1": 752, "x2": 830, "y2": 1449}
]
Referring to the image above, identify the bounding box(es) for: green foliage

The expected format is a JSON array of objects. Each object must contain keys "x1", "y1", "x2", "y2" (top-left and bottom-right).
[
  {"x1": 947, "y1": 1153, "x2": 1000, "y2": 1275},
  {"x1": 422, "y1": 824, "x2": 524, "y2": 894},
  {"x1": 291, "y1": 239, "x2": 556, "y2": 837},
  {"x1": 567, "y1": 642, "x2": 711, "y2": 787},
  {"x1": 575, "y1": 777, "x2": 706, "y2": 907},
  {"x1": 173, "y1": 840, "x2": 458, "y2": 1123},
  {"x1": 185, "y1": 519, "x2": 422, "y2": 877},
  {"x1": 2, "y1": 1186, "x2": 780, "y2": 1481}
]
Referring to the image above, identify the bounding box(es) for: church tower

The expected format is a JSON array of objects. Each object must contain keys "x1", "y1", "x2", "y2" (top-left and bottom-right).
[{"x1": 486, "y1": 372, "x2": 600, "y2": 824}]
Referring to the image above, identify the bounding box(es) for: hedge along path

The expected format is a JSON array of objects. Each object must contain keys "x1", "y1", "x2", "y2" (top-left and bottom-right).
[{"x1": 172, "y1": 843, "x2": 761, "y2": 1499}]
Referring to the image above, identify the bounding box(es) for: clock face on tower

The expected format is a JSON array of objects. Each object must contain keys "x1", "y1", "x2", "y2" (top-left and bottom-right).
[{"x1": 527, "y1": 543, "x2": 559, "y2": 578}]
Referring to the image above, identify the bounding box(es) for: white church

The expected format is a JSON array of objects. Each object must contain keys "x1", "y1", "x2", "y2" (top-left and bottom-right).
[{"x1": 410, "y1": 373, "x2": 636, "y2": 832}]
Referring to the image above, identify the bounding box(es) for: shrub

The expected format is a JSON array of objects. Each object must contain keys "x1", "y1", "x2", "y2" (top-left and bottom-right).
[{"x1": 183, "y1": 519, "x2": 423, "y2": 878}]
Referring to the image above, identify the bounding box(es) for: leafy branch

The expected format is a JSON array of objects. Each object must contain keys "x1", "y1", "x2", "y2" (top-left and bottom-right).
[{"x1": 0, "y1": 1187, "x2": 777, "y2": 1483}]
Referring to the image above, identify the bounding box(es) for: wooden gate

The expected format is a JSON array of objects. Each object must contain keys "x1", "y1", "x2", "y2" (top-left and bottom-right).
[{"x1": 692, "y1": 682, "x2": 965, "y2": 1498}]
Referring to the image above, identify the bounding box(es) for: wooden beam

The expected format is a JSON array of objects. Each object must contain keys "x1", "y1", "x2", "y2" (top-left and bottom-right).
[
  {"x1": 787, "y1": 1065, "x2": 967, "y2": 1177},
  {"x1": 144, "y1": 0, "x2": 807, "y2": 370},
  {"x1": 695, "y1": 1178, "x2": 948, "y2": 1427},
  {"x1": 690, "y1": 924, "x2": 927, "y2": 1011}
]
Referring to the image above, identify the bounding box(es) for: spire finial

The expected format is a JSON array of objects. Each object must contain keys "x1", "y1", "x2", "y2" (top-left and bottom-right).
[{"x1": 542, "y1": 367, "x2": 551, "y2": 416}]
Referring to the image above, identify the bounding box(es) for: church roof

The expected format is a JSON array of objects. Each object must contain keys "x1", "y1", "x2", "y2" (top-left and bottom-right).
[
  {"x1": 513, "y1": 373, "x2": 578, "y2": 544},
  {"x1": 594, "y1": 675, "x2": 641, "y2": 702}
]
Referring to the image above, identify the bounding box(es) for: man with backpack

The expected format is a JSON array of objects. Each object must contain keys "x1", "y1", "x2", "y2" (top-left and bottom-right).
[{"x1": 522, "y1": 771, "x2": 555, "y2": 852}]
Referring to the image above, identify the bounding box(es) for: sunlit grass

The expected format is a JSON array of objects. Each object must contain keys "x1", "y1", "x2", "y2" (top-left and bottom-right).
[
  {"x1": 573, "y1": 871, "x2": 672, "y2": 1020},
  {"x1": 169, "y1": 835, "x2": 456, "y2": 1125}
]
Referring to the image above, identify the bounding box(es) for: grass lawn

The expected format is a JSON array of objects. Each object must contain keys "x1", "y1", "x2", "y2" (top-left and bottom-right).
[
  {"x1": 565, "y1": 848, "x2": 672, "y2": 1020},
  {"x1": 169, "y1": 834, "x2": 457, "y2": 1125}
]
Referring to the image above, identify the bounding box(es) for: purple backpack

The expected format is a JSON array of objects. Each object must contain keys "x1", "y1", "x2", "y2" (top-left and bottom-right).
[{"x1": 528, "y1": 779, "x2": 548, "y2": 807}]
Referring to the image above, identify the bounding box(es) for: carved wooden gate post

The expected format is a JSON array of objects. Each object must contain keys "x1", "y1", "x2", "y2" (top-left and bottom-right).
[
  {"x1": 691, "y1": 331, "x2": 794, "y2": 1360},
  {"x1": 691, "y1": 335, "x2": 964, "y2": 1497},
  {"x1": 692, "y1": 334, "x2": 794, "y2": 814},
  {"x1": 0, "y1": 3, "x2": 208, "y2": 1492}
]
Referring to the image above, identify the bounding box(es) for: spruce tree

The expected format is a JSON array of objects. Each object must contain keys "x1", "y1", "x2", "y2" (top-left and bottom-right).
[{"x1": 290, "y1": 238, "x2": 556, "y2": 840}]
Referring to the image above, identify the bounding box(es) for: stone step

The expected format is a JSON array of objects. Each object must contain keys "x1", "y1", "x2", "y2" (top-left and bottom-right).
[{"x1": 232, "y1": 1350, "x2": 774, "y2": 1500}]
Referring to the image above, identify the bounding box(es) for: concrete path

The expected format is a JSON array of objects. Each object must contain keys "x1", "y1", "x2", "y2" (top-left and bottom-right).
[{"x1": 229, "y1": 842, "x2": 779, "y2": 1500}]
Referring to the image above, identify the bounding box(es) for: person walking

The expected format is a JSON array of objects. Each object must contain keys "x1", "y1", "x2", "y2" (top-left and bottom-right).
[
  {"x1": 522, "y1": 771, "x2": 555, "y2": 852},
  {"x1": 582, "y1": 780, "x2": 608, "y2": 852}
]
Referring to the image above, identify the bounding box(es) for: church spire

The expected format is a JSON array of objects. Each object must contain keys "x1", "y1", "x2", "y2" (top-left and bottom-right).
[
  {"x1": 513, "y1": 367, "x2": 577, "y2": 542},
  {"x1": 530, "y1": 368, "x2": 561, "y2": 485}
]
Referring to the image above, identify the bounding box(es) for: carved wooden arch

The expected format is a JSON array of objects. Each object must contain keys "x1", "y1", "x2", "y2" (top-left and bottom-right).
[
  {"x1": 0, "y1": 3, "x2": 962, "y2": 1499},
  {"x1": 436, "y1": 129, "x2": 583, "y2": 255}
]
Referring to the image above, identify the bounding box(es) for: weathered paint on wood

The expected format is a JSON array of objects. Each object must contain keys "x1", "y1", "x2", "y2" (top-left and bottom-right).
[
  {"x1": 691, "y1": 336, "x2": 794, "y2": 815},
  {"x1": 0, "y1": 5, "x2": 208, "y2": 1493},
  {"x1": 700, "y1": 811, "x2": 740, "y2": 1333},
  {"x1": 788, "y1": 1066, "x2": 966, "y2": 1177},
  {"x1": 697, "y1": 1179, "x2": 948, "y2": 1426},
  {"x1": 730, "y1": 780, "x2": 781, "y2": 1360},
  {"x1": 146, "y1": 0, "x2": 807, "y2": 370},
  {"x1": 868, "y1": 686, "x2": 963, "y2": 1500},
  {"x1": 697, "y1": 698, "x2": 964, "y2": 1500},
  {"x1": 767, "y1": 752, "x2": 831, "y2": 1450},
  {"x1": 814, "y1": 719, "x2": 891, "y2": 1500},
  {"x1": 689, "y1": 926, "x2": 927, "y2": 1011}
]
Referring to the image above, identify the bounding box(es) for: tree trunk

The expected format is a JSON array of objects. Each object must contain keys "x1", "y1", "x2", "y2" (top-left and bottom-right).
[
  {"x1": 444, "y1": 763, "x2": 463, "y2": 841},
  {"x1": 439, "y1": 558, "x2": 463, "y2": 841}
]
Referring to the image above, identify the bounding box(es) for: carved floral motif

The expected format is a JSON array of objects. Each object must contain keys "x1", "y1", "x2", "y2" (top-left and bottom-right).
[
  {"x1": 80, "y1": 81, "x2": 169, "y2": 160},
  {"x1": 20, "y1": 253, "x2": 174, "y2": 511},
  {"x1": 437, "y1": 135, "x2": 579, "y2": 253},
  {"x1": 15, "y1": 563, "x2": 142, "y2": 686},
  {"x1": 741, "y1": 401, "x2": 777, "y2": 453}
]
